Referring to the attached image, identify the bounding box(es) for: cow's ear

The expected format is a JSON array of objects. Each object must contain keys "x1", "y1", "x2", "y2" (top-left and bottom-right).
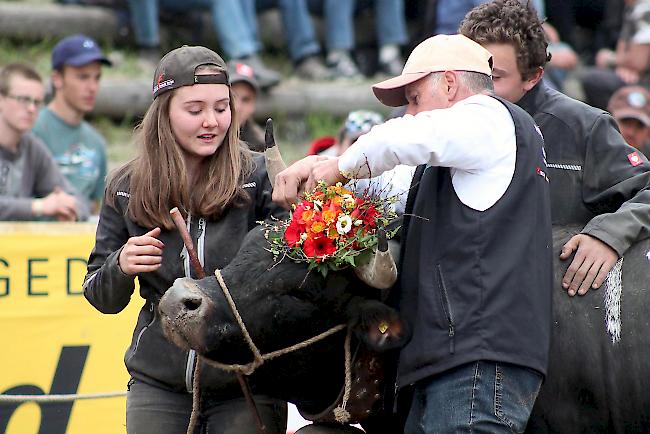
[{"x1": 345, "y1": 297, "x2": 411, "y2": 352}]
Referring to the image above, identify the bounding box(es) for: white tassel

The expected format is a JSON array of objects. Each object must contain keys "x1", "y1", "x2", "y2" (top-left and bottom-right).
[{"x1": 604, "y1": 257, "x2": 623, "y2": 344}]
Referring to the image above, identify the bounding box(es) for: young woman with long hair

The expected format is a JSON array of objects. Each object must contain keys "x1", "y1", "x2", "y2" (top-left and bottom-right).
[{"x1": 83, "y1": 46, "x2": 287, "y2": 433}]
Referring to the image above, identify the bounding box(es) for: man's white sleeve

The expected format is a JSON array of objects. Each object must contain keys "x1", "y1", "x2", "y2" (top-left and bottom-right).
[{"x1": 338, "y1": 96, "x2": 512, "y2": 178}]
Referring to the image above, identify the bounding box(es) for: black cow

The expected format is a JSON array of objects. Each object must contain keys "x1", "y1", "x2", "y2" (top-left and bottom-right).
[
  {"x1": 161, "y1": 224, "x2": 650, "y2": 433},
  {"x1": 159, "y1": 227, "x2": 407, "y2": 433},
  {"x1": 527, "y1": 226, "x2": 650, "y2": 434}
]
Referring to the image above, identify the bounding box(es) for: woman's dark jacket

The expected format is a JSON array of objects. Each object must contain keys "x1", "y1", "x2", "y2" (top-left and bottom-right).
[{"x1": 83, "y1": 154, "x2": 286, "y2": 393}]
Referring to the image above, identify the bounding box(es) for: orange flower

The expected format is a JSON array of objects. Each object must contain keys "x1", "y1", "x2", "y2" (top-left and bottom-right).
[
  {"x1": 310, "y1": 220, "x2": 326, "y2": 233},
  {"x1": 301, "y1": 209, "x2": 315, "y2": 223},
  {"x1": 321, "y1": 207, "x2": 337, "y2": 224}
]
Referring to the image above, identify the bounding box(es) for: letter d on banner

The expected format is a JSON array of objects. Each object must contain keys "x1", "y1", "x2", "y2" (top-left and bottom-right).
[{"x1": 0, "y1": 345, "x2": 89, "y2": 434}]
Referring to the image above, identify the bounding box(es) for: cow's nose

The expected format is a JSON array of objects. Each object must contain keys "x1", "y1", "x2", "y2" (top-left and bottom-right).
[
  {"x1": 182, "y1": 293, "x2": 203, "y2": 311},
  {"x1": 160, "y1": 278, "x2": 207, "y2": 319}
]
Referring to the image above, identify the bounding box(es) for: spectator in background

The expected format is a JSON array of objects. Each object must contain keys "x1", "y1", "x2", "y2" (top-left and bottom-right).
[
  {"x1": 580, "y1": 0, "x2": 650, "y2": 109},
  {"x1": 434, "y1": 0, "x2": 490, "y2": 35},
  {"x1": 420, "y1": 0, "x2": 577, "y2": 91},
  {"x1": 0, "y1": 64, "x2": 88, "y2": 221},
  {"x1": 608, "y1": 85, "x2": 650, "y2": 153},
  {"x1": 307, "y1": 109, "x2": 384, "y2": 157},
  {"x1": 32, "y1": 34, "x2": 110, "y2": 215},
  {"x1": 307, "y1": 0, "x2": 408, "y2": 78},
  {"x1": 127, "y1": 0, "x2": 333, "y2": 88},
  {"x1": 542, "y1": 18, "x2": 579, "y2": 91},
  {"x1": 229, "y1": 61, "x2": 265, "y2": 152},
  {"x1": 544, "y1": 0, "x2": 618, "y2": 63}
]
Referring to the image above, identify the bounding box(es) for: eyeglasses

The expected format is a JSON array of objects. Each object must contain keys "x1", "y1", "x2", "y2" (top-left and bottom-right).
[{"x1": 5, "y1": 94, "x2": 44, "y2": 108}]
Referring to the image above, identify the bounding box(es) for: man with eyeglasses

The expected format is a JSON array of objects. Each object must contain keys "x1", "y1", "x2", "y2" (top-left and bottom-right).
[
  {"x1": 0, "y1": 63, "x2": 88, "y2": 221},
  {"x1": 32, "y1": 34, "x2": 111, "y2": 214}
]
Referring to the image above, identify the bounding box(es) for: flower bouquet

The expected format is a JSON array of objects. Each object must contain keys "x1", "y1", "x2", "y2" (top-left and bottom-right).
[{"x1": 263, "y1": 181, "x2": 398, "y2": 277}]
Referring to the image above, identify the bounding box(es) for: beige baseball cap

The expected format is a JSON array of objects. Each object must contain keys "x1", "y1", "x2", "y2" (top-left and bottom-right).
[{"x1": 372, "y1": 34, "x2": 493, "y2": 107}]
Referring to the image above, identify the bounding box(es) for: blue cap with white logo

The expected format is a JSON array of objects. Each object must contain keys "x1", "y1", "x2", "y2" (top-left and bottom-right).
[{"x1": 51, "y1": 34, "x2": 112, "y2": 70}]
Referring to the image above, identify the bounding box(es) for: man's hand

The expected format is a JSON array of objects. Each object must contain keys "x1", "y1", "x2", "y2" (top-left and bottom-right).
[
  {"x1": 559, "y1": 234, "x2": 619, "y2": 296},
  {"x1": 615, "y1": 66, "x2": 640, "y2": 84},
  {"x1": 272, "y1": 155, "x2": 334, "y2": 209},
  {"x1": 118, "y1": 227, "x2": 164, "y2": 275},
  {"x1": 41, "y1": 187, "x2": 79, "y2": 221},
  {"x1": 304, "y1": 158, "x2": 347, "y2": 193}
]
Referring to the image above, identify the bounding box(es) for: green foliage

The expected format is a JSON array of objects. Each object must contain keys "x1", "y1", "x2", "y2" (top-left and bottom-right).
[
  {"x1": 305, "y1": 112, "x2": 344, "y2": 141},
  {"x1": 0, "y1": 39, "x2": 56, "y2": 77}
]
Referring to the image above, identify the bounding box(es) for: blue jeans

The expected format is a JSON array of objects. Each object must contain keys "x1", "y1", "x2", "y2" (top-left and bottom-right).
[
  {"x1": 127, "y1": 0, "x2": 320, "y2": 61},
  {"x1": 308, "y1": 0, "x2": 407, "y2": 51},
  {"x1": 404, "y1": 361, "x2": 542, "y2": 434},
  {"x1": 434, "y1": 0, "x2": 491, "y2": 35},
  {"x1": 126, "y1": 379, "x2": 287, "y2": 434}
]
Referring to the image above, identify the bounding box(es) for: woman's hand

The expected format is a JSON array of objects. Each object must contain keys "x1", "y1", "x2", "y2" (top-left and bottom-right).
[{"x1": 118, "y1": 227, "x2": 165, "y2": 275}]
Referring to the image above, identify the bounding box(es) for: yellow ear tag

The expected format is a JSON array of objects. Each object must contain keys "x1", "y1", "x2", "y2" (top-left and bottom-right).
[{"x1": 378, "y1": 321, "x2": 389, "y2": 334}]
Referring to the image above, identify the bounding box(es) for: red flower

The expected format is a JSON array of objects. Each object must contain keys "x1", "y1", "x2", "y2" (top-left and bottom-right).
[
  {"x1": 293, "y1": 202, "x2": 309, "y2": 223},
  {"x1": 303, "y1": 236, "x2": 336, "y2": 258},
  {"x1": 361, "y1": 205, "x2": 379, "y2": 227},
  {"x1": 285, "y1": 220, "x2": 303, "y2": 247}
]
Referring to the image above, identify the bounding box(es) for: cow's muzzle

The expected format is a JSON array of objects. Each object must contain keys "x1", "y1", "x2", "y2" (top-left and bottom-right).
[{"x1": 159, "y1": 278, "x2": 212, "y2": 353}]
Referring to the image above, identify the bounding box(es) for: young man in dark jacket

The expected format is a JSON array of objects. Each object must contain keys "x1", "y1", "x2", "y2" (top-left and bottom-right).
[{"x1": 461, "y1": 0, "x2": 650, "y2": 297}]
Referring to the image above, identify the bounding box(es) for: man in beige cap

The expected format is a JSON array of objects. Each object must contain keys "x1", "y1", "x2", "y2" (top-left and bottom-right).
[
  {"x1": 608, "y1": 85, "x2": 650, "y2": 152},
  {"x1": 272, "y1": 34, "x2": 553, "y2": 433}
]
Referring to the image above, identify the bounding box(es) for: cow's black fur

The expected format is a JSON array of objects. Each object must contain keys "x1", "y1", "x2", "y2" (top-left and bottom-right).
[
  {"x1": 527, "y1": 226, "x2": 650, "y2": 433},
  {"x1": 159, "y1": 227, "x2": 406, "y2": 422}
]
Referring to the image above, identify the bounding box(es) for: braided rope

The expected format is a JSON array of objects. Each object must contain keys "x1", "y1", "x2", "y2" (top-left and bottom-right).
[
  {"x1": 186, "y1": 357, "x2": 202, "y2": 434},
  {"x1": 0, "y1": 391, "x2": 126, "y2": 403},
  {"x1": 333, "y1": 328, "x2": 352, "y2": 423},
  {"x1": 201, "y1": 270, "x2": 346, "y2": 376}
]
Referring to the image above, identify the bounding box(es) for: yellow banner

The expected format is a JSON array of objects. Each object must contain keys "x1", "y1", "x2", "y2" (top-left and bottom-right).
[{"x1": 0, "y1": 223, "x2": 140, "y2": 434}]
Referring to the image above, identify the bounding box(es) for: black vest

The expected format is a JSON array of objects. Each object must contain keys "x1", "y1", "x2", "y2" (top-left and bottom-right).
[{"x1": 397, "y1": 97, "x2": 553, "y2": 387}]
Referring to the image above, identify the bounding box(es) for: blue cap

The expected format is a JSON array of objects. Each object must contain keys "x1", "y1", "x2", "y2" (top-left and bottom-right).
[{"x1": 51, "y1": 35, "x2": 112, "y2": 70}]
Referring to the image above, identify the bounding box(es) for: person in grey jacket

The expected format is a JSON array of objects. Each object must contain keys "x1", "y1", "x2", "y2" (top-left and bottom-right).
[
  {"x1": 82, "y1": 46, "x2": 286, "y2": 433},
  {"x1": 0, "y1": 63, "x2": 88, "y2": 221},
  {"x1": 461, "y1": 0, "x2": 650, "y2": 297}
]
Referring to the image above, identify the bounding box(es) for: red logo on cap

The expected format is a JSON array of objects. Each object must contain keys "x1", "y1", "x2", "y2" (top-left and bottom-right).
[
  {"x1": 235, "y1": 63, "x2": 254, "y2": 78},
  {"x1": 157, "y1": 73, "x2": 165, "y2": 88},
  {"x1": 628, "y1": 151, "x2": 643, "y2": 167}
]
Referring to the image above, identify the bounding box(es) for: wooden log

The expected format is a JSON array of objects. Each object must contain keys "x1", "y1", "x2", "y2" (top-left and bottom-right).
[
  {"x1": 0, "y1": 2, "x2": 119, "y2": 41},
  {"x1": 94, "y1": 77, "x2": 389, "y2": 120}
]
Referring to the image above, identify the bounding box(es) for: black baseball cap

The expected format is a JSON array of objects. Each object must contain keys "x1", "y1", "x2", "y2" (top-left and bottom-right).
[
  {"x1": 152, "y1": 46, "x2": 229, "y2": 99},
  {"x1": 52, "y1": 34, "x2": 112, "y2": 70}
]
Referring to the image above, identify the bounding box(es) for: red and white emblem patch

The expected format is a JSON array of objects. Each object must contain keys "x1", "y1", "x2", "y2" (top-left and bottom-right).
[{"x1": 627, "y1": 151, "x2": 643, "y2": 167}]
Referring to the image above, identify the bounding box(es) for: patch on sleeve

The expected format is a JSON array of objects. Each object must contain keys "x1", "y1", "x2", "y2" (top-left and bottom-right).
[{"x1": 627, "y1": 151, "x2": 643, "y2": 167}]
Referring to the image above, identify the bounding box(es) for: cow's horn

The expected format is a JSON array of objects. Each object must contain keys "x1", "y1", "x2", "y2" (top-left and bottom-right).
[
  {"x1": 264, "y1": 118, "x2": 287, "y2": 186},
  {"x1": 354, "y1": 228, "x2": 398, "y2": 289}
]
